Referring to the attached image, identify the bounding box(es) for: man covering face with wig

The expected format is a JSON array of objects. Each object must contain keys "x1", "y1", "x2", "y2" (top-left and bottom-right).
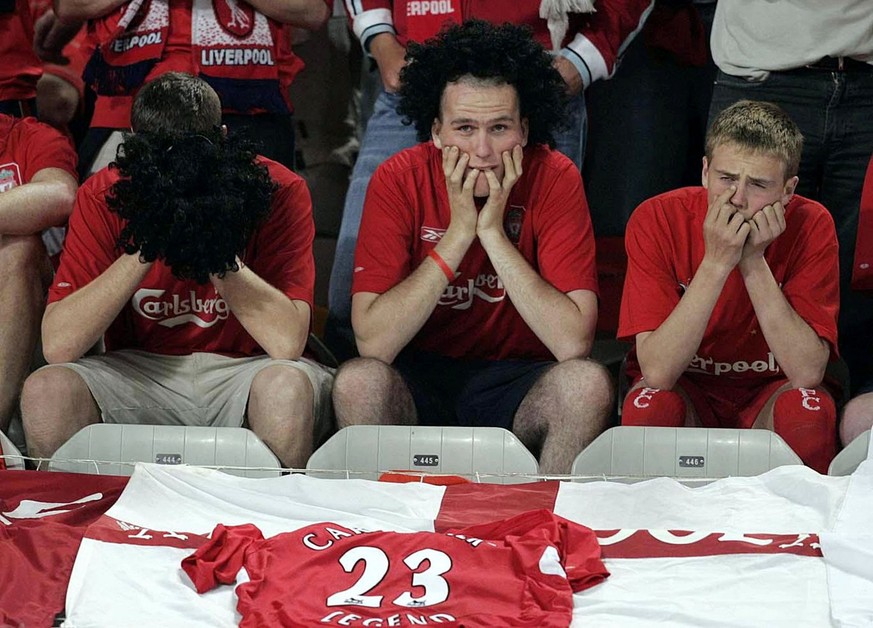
[{"x1": 22, "y1": 72, "x2": 334, "y2": 469}]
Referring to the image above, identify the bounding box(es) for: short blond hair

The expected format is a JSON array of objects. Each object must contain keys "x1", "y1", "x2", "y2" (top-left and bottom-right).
[{"x1": 705, "y1": 100, "x2": 803, "y2": 179}]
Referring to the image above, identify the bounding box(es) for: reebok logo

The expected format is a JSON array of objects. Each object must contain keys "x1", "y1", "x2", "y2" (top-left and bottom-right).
[
  {"x1": 132, "y1": 288, "x2": 229, "y2": 328},
  {"x1": 420, "y1": 226, "x2": 446, "y2": 243}
]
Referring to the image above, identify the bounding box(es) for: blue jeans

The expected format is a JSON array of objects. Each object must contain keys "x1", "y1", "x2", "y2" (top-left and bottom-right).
[
  {"x1": 709, "y1": 67, "x2": 873, "y2": 394},
  {"x1": 325, "y1": 87, "x2": 588, "y2": 360}
]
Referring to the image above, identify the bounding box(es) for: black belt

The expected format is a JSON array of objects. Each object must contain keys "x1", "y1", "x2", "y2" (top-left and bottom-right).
[
  {"x1": 803, "y1": 56, "x2": 873, "y2": 72},
  {"x1": 0, "y1": 98, "x2": 36, "y2": 117}
]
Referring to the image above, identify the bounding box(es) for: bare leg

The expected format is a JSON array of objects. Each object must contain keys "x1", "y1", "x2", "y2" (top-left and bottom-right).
[
  {"x1": 333, "y1": 357, "x2": 416, "y2": 428},
  {"x1": 513, "y1": 359, "x2": 614, "y2": 474},
  {"x1": 21, "y1": 365, "x2": 101, "y2": 462},
  {"x1": 840, "y1": 392, "x2": 873, "y2": 447},
  {"x1": 246, "y1": 365, "x2": 315, "y2": 469},
  {"x1": 0, "y1": 235, "x2": 52, "y2": 431}
]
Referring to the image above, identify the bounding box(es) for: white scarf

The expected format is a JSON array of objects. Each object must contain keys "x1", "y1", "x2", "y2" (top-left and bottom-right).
[{"x1": 539, "y1": 0, "x2": 596, "y2": 51}]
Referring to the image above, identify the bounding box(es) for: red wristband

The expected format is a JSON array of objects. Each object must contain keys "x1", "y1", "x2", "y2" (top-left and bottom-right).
[{"x1": 427, "y1": 248, "x2": 455, "y2": 282}]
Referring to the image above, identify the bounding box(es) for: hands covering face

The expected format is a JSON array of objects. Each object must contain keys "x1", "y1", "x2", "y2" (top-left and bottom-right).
[
  {"x1": 441, "y1": 144, "x2": 524, "y2": 241},
  {"x1": 703, "y1": 186, "x2": 786, "y2": 271}
]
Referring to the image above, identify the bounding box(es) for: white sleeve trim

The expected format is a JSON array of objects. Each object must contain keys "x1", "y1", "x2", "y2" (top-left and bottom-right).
[
  {"x1": 350, "y1": 8, "x2": 395, "y2": 46},
  {"x1": 562, "y1": 34, "x2": 609, "y2": 86}
]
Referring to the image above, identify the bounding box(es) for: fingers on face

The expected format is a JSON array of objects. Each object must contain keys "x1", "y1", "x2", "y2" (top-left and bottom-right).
[
  {"x1": 483, "y1": 168, "x2": 501, "y2": 191},
  {"x1": 444, "y1": 147, "x2": 470, "y2": 184},
  {"x1": 765, "y1": 202, "x2": 787, "y2": 231},
  {"x1": 463, "y1": 165, "x2": 479, "y2": 191},
  {"x1": 728, "y1": 210, "x2": 747, "y2": 234},
  {"x1": 711, "y1": 186, "x2": 736, "y2": 215},
  {"x1": 511, "y1": 145, "x2": 523, "y2": 177}
]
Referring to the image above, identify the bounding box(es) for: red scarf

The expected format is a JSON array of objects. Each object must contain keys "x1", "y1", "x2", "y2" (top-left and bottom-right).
[{"x1": 84, "y1": 0, "x2": 169, "y2": 97}]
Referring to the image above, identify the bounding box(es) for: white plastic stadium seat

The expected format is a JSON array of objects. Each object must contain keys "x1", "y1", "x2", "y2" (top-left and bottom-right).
[
  {"x1": 0, "y1": 430, "x2": 26, "y2": 470},
  {"x1": 828, "y1": 430, "x2": 871, "y2": 476},
  {"x1": 571, "y1": 426, "x2": 803, "y2": 484},
  {"x1": 48, "y1": 424, "x2": 281, "y2": 478},
  {"x1": 306, "y1": 425, "x2": 539, "y2": 484}
]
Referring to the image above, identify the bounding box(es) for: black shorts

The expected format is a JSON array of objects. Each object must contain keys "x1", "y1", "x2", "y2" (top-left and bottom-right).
[{"x1": 393, "y1": 350, "x2": 554, "y2": 430}]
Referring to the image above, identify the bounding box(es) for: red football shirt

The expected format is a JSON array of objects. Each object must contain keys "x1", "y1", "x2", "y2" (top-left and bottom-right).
[
  {"x1": 182, "y1": 509, "x2": 608, "y2": 628},
  {"x1": 619, "y1": 187, "x2": 839, "y2": 385},
  {"x1": 0, "y1": 0, "x2": 41, "y2": 100},
  {"x1": 353, "y1": 143, "x2": 598, "y2": 361},
  {"x1": 0, "y1": 114, "x2": 77, "y2": 188},
  {"x1": 48, "y1": 157, "x2": 315, "y2": 357}
]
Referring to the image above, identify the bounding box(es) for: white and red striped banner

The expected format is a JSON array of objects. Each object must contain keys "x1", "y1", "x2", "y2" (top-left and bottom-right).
[{"x1": 2, "y1": 461, "x2": 870, "y2": 627}]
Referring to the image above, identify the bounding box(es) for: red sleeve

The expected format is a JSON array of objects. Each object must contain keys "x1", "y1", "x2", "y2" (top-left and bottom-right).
[
  {"x1": 782, "y1": 203, "x2": 839, "y2": 351},
  {"x1": 351, "y1": 160, "x2": 415, "y2": 295},
  {"x1": 852, "y1": 154, "x2": 873, "y2": 291},
  {"x1": 49, "y1": 173, "x2": 121, "y2": 303},
  {"x1": 18, "y1": 117, "x2": 77, "y2": 181},
  {"x1": 531, "y1": 157, "x2": 598, "y2": 295},
  {"x1": 181, "y1": 524, "x2": 264, "y2": 594},
  {"x1": 617, "y1": 197, "x2": 682, "y2": 341},
  {"x1": 452, "y1": 509, "x2": 609, "y2": 594},
  {"x1": 248, "y1": 163, "x2": 316, "y2": 308},
  {"x1": 563, "y1": 0, "x2": 655, "y2": 86}
]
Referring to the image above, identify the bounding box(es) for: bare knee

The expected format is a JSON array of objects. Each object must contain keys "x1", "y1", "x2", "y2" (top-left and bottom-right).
[
  {"x1": 840, "y1": 393, "x2": 873, "y2": 447},
  {"x1": 539, "y1": 359, "x2": 614, "y2": 421},
  {"x1": 334, "y1": 358, "x2": 396, "y2": 404},
  {"x1": 21, "y1": 366, "x2": 98, "y2": 459},
  {"x1": 333, "y1": 357, "x2": 412, "y2": 428},
  {"x1": 250, "y1": 365, "x2": 313, "y2": 406},
  {"x1": 248, "y1": 365, "x2": 314, "y2": 428}
]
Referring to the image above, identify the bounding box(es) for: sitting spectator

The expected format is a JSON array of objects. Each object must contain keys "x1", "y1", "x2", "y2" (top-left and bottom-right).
[
  {"x1": 841, "y1": 153, "x2": 873, "y2": 446},
  {"x1": 21, "y1": 72, "x2": 333, "y2": 468},
  {"x1": 0, "y1": 113, "x2": 77, "y2": 434},
  {"x1": 618, "y1": 100, "x2": 839, "y2": 473},
  {"x1": 1, "y1": 0, "x2": 41, "y2": 117},
  {"x1": 707, "y1": 1, "x2": 873, "y2": 426},
  {"x1": 326, "y1": 0, "x2": 656, "y2": 360},
  {"x1": 332, "y1": 21, "x2": 614, "y2": 475}
]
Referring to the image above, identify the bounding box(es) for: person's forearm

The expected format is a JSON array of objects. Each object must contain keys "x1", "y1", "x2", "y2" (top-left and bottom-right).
[
  {"x1": 243, "y1": 0, "x2": 328, "y2": 29},
  {"x1": 354, "y1": 231, "x2": 472, "y2": 363},
  {"x1": 211, "y1": 266, "x2": 310, "y2": 360},
  {"x1": 55, "y1": 0, "x2": 126, "y2": 22},
  {"x1": 353, "y1": 267, "x2": 445, "y2": 364},
  {"x1": 0, "y1": 171, "x2": 76, "y2": 235},
  {"x1": 479, "y1": 230, "x2": 594, "y2": 361},
  {"x1": 636, "y1": 260, "x2": 731, "y2": 389},
  {"x1": 741, "y1": 257, "x2": 829, "y2": 387},
  {"x1": 43, "y1": 253, "x2": 151, "y2": 363}
]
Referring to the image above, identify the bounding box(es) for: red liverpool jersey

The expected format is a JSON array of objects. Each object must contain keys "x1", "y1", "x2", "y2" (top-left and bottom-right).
[{"x1": 182, "y1": 509, "x2": 608, "y2": 627}]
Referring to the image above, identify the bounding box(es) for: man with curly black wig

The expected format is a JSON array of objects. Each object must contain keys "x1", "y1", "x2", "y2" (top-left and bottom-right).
[
  {"x1": 21, "y1": 72, "x2": 333, "y2": 469},
  {"x1": 332, "y1": 21, "x2": 613, "y2": 474}
]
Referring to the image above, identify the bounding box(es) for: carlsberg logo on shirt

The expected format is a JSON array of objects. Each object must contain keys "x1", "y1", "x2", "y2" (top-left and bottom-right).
[{"x1": 132, "y1": 288, "x2": 229, "y2": 328}]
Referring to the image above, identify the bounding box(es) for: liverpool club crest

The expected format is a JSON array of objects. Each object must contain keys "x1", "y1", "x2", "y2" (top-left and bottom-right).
[
  {"x1": 0, "y1": 163, "x2": 21, "y2": 193},
  {"x1": 503, "y1": 205, "x2": 525, "y2": 244},
  {"x1": 213, "y1": 0, "x2": 255, "y2": 38}
]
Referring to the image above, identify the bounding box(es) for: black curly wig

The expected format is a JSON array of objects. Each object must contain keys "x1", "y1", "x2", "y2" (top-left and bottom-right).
[
  {"x1": 106, "y1": 73, "x2": 276, "y2": 284},
  {"x1": 397, "y1": 19, "x2": 569, "y2": 147}
]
